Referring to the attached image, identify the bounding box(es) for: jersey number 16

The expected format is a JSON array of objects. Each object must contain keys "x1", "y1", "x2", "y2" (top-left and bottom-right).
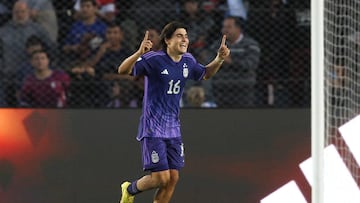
[{"x1": 167, "y1": 80, "x2": 181, "y2": 95}]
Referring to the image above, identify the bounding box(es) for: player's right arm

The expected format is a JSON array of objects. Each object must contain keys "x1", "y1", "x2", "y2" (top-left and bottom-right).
[{"x1": 118, "y1": 31, "x2": 152, "y2": 75}]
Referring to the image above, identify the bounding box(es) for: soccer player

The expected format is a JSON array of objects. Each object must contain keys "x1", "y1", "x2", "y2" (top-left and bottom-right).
[{"x1": 117, "y1": 21, "x2": 230, "y2": 203}]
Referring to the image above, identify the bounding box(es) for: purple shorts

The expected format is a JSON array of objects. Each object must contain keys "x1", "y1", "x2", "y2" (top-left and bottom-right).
[{"x1": 140, "y1": 137, "x2": 185, "y2": 172}]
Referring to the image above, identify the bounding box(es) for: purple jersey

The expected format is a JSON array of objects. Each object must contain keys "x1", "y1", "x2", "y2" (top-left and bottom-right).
[
  {"x1": 21, "y1": 70, "x2": 70, "y2": 107},
  {"x1": 132, "y1": 50, "x2": 205, "y2": 140}
]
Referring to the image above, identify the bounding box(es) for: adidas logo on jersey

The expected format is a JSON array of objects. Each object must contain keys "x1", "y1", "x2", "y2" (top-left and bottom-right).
[{"x1": 161, "y1": 69, "x2": 169, "y2": 75}]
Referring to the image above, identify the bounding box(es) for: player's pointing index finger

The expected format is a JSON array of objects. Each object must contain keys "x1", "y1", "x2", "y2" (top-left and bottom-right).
[
  {"x1": 143, "y1": 30, "x2": 149, "y2": 41},
  {"x1": 221, "y1": 35, "x2": 227, "y2": 46}
]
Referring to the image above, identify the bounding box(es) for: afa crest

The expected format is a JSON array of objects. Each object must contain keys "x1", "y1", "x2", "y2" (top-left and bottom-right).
[
  {"x1": 182, "y1": 63, "x2": 188, "y2": 78},
  {"x1": 151, "y1": 150, "x2": 159, "y2": 163}
]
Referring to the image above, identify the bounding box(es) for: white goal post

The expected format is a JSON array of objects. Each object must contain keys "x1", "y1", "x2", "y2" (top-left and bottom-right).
[
  {"x1": 311, "y1": 0, "x2": 325, "y2": 202},
  {"x1": 312, "y1": 0, "x2": 360, "y2": 202}
]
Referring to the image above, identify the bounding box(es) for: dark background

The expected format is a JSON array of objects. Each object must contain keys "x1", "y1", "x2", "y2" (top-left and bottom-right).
[{"x1": 0, "y1": 109, "x2": 311, "y2": 202}]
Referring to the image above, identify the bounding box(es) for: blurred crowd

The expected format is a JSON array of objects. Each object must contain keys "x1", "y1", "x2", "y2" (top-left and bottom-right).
[{"x1": 0, "y1": 0, "x2": 310, "y2": 108}]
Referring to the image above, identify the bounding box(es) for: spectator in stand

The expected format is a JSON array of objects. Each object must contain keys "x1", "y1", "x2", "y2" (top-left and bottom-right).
[
  {"x1": 90, "y1": 22, "x2": 130, "y2": 72},
  {"x1": 89, "y1": 22, "x2": 136, "y2": 106},
  {"x1": 181, "y1": 79, "x2": 216, "y2": 107},
  {"x1": 206, "y1": 16, "x2": 260, "y2": 107},
  {"x1": 62, "y1": 0, "x2": 107, "y2": 64},
  {"x1": 67, "y1": 60, "x2": 98, "y2": 107},
  {"x1": 0, "y1": 0, "x2": 55, "y2": 106},
  {"x1": 20, "y1": 50, "x2": 70, "y2": 108},
  {"x1": 21, "y1": 0, "x2": 58, "y2": 42},
  {"x1": 16, "y1": 35, "x2": 47, "y2": 83},
  {"x1": 73, "y1": 0, "x2": 116, "y2": 23},
  {"x1": 185, "y1": 85, "x2": 217, "y2": 108},
  {"x1": 15, "y1": 35, "x2": 47, "y2": 103},
  {"x1": 106, "y1": 81, "x2": 138, "y2": 108}
]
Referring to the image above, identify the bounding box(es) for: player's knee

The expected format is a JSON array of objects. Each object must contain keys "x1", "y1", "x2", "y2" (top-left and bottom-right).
[
  {"x1": 158, "y1": 177, "x2": 170, "y2": 187},
  {"x1": 169, "y1": 172, "x2": 179, "y2": 185},
  {"x1": 152, "y1": 171, "x2": 171, "y2": 187}
]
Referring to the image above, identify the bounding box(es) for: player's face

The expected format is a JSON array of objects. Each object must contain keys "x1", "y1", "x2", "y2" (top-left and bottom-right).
[{"x1": 166, "y1": 28, "x2": 189, "y2": 55}]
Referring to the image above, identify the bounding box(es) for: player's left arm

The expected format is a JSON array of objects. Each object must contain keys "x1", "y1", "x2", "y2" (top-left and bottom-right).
[{"x1": 203, "y1": 35, "x2": 230, "y2": 80}]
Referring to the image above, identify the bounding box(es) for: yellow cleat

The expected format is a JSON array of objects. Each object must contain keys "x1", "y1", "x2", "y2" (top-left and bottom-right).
[{"x1": 120, "y1": 181, "x2": 134, "y2": 203}]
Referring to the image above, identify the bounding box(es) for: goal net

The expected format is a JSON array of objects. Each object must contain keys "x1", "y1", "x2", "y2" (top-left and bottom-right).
[{"x1": 324, "y1": 0, "x2": 360, "y2": 185}]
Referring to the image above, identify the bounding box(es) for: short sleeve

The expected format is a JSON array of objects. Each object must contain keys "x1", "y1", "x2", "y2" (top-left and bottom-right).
[
  {"x1": 131, "y1": 56, "x2": 149, "y2": 76},
  {"x1": 184, "y1": 53, "x2": 206, "y2": 81},
  {"x1": 191, "y1": 63, "x2": 206, "y2": 81}
]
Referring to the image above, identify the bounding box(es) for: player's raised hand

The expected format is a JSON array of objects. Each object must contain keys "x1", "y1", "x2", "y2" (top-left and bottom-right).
[
  {"x1": 217, "y1": 35, "x2": 230, "y2": 60},
  {"x1": 138, "y1": 31, "x2": 153, "y2": 55}
]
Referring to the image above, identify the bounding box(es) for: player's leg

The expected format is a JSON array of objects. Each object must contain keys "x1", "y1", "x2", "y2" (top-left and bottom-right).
[
  {"x1": 153, "y1": 169, "x2": 179, "y2": 203},
  {"x1": 136, "y1": 169, "x2": 171, "y2": 189},
  {"x1": 120, "y1": 137, "x2": 170, "y2": 202},
  {"x1": 153, "y1": 137, "x2": 184, "y2": 203},
  {"x1": 120, "y1": 170, "x2": 171, "y2": 203},
  {"x1": 120, "y1": 137, "x2": 184, "y2": 203}
]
